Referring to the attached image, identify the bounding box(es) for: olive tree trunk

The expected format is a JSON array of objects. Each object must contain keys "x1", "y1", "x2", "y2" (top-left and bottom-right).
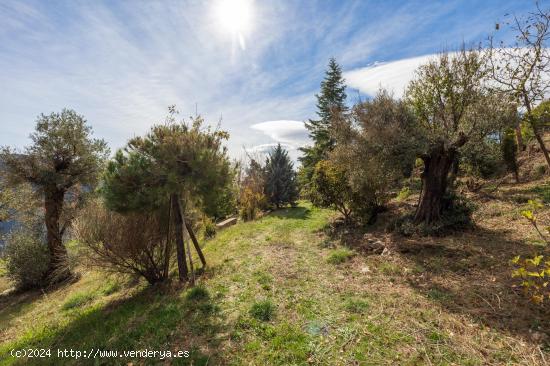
[
  {"x1": 44, "y1": 188, "x2": 70, "y2": 281},
  {"x1": 414, "y1": 145, "x2": 456, "y2": 224}
]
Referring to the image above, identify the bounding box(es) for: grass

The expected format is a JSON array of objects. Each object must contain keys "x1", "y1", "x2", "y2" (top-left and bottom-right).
[
  {"x1": 62, "y1": 291, "x2": 96, "y2": 310},
  {"x1": 326, "y1": 248, "x2": 355, "y2": 264},
  {"x1": 0, "y1": 200, "x2": 549, "y2": 365},
  {"x1": 249, "y1": 300, "x2": 276, "y2": 321}
]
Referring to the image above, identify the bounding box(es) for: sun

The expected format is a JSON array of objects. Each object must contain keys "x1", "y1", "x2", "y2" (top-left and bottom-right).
[{"x1": 215, "y1": 0, "x2": 253, "y2": 47}]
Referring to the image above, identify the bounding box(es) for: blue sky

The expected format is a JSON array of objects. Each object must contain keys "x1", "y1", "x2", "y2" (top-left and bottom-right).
[{"x1": 0, "y1": 0, "x2": 536, "y2": 161}]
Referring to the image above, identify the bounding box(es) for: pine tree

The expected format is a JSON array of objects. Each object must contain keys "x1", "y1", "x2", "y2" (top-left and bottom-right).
[
  {"x1": 265, "y1": 144, "x2": 298, "y2": 208},
  {"x1": 299, "y1": 58, "x2": 347, "y2": 192}
]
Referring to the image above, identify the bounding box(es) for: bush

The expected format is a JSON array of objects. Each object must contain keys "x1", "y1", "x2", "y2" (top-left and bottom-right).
[
  {"x1": 74, "y1": 200, "x2": 172, "y2": 285},
  {"x1": 396, "y1": 186, "x2": 411, "y2": 201},
  {"x1": 249, "y1": 299, "x2": 276, "y2": 321},
  {"x1": 202, "y1": 217, "x2": 217, "y2": 239},
  {"x1": 4, "y1": 230, "x2": 49, "y2": 289}
]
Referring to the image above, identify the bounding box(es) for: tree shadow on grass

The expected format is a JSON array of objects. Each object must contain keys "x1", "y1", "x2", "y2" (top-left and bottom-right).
[
  {"x1": 393, "y1": 227, "x2": 550, "y2": 347},
  {"x1": 1, "y1": 284, "x2": 227, "y2": 365}
]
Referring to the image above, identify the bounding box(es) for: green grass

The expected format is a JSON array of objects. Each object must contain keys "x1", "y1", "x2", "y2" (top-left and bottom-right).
[
  {"x1": 61, "y1": 291, "x2": 96, "y2": 310},
  {"x1": 249, "y1": 300, "x2": 276, "y2": 321},
  {"x1": 530, "y1": 183, "x2": 550, "y2": 203},
  {"x1": 326, "y1": 248, "x2": 355, "y2": 264},
  {"x1": 0, "y1": 202, "x2": 543, "y2": 365}
]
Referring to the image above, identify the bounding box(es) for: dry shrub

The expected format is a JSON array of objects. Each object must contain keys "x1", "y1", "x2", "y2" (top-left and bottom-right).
[{"x1": 74, "y1": 200, "x2": 172, "y2": 284}]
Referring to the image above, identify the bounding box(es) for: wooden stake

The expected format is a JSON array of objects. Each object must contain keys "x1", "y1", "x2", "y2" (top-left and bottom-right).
[{"x1": 185, "y1": 221, "x2": 206, "y2": 268}]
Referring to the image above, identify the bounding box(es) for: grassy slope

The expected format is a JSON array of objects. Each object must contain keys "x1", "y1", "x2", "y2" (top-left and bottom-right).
[{"x1": 0, "y1": 199, "x2": 549, "y2": 365}]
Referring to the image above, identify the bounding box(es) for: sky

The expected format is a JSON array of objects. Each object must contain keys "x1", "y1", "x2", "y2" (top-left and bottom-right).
[{"x1": 0, "y1": 0, "x2": 538, "y2": 162}]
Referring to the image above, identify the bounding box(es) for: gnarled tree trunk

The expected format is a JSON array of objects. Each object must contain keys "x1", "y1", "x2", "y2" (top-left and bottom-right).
[
  {"x1": 414, "y1": 145, "x2": 456, "y2": 224},
  {"x1": 44, "y1": 188, "x2": 70, "y2": 282}
]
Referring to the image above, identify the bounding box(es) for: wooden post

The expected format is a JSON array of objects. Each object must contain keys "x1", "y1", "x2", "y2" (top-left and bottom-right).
[
  {"x1": 185, "y1": 221, "x2": 206, "y2": 268},
  {"x1": 179, "y1": 199, "x2": 195, "y2": 285}
]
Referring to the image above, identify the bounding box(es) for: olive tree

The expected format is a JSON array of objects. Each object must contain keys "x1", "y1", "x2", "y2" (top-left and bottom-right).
[
  {"x1": 406, "y1": 49, "x2": 509, "y2": 224},
  {"x1": 1, "y1": 110, "x2": 109, "y2": 282}
]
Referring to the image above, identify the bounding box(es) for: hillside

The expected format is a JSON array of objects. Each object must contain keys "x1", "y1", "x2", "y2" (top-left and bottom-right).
[{"x1": 1, "y1": 189, "x2": 549, "y2": 365}]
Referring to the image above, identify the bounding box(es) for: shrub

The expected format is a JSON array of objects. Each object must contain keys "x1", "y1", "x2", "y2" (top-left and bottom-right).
[
  {"x1": 74, "y1": 200, "x2": 172, "y2": 285},
  {"x1": 239, "y1": 159, "x2": 268, "y2": 221},
  {"x1": 511, "y1": 255, "x2": 550, "y2": 304},
  {"x1": 202, "y1": 217, "x2": 217, "y2": 239},
  {"x1": 396, "y1": 186, "x2": 411, "y2": 201},
  {"x1": 511, "y1": 200, "x2": 550, "y2": 305},
  {"x1": 310, "y1": 160, "x2": 353, "y2": 222},
  {"x1": 4, "y1": 230, "x2": 49, "y2": 289},
  {"x1": 249, "y1": 299, "x2": 276, "y2": 321},
  {"x1": 535, "y1": 164, "x2": 547, "y2": 178},
  {"x1": 327, "y1": 248, "x2": 355, "y2": 264}
]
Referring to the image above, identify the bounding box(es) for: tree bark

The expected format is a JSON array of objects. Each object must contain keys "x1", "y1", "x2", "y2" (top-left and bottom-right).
[
  {"x1": 414, "y1": 145, "x2": 455, "y2": 224},
  {"x1": 171, "y1": 194, "x2": 188, "y2": 281},
  {"x1": 515, "y1": 123, "x2": 525, "y2": 152},
  {"x1": 44, "y1": 188, "x2": 70, "y2": 282},
  {"x1": 185, "y1": 221, "x2": 206, "y2": 268}
]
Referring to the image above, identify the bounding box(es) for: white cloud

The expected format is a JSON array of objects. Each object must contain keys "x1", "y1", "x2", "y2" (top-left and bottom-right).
[
  {"x1": 250, "y1": 120, "x2": 309, "y2": 146},
  {"x1": 344, "y1": 54, "x2": 439, "y2": 98}
]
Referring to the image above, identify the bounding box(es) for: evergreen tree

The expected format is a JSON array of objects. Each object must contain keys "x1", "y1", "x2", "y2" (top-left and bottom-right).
[
  {"x1": 299, "y1": 58, "x2": 347, "y2": 191},
  {"x1": 265, "y1": 144, "x2": 298, "y2": 208},
  {"x1": 102, "y1": 109, "x2": 231, "y2": 282}
]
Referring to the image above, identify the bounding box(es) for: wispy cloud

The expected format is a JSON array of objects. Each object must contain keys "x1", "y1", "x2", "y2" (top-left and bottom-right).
[{"x1": 344, "y1": 54, "x2": 438, "y2": 98}]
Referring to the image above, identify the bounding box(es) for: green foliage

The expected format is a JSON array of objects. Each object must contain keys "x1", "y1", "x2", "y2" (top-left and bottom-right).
[
  {"x1": 530, "y1": 99, "x2": 550, "y2": 130},
  {"x1": 326, "y1": 248, "x2": 355, "y2": 264},
  {"x1": 202, "y1": 216, "x2": 217, "y2": 239},
  {"x1": 511, "y1": 255, "x2": 550, "y2": 305},
  {"x1": 512, "y1": 199, "x2": 550, "y2": 305},
  {"x1": 461, "y1": 137, "x2": 505, "y2": 179},
  {"x1": 4, "y1": 229, "x2": 49, "y2": 289},
  {"x1": 264, "y1": 144, "x2": 298, "y2": 208},
  {"x1": 310, "y1": 159, "x2": 353, "y2": 221},
  {"x1": 1, "y1": 109, "x2": 109, "y2": 281},
  {"x1": 396, "y1": 187, "x2": 411, "y2": 201},
  {"x1": 102, "y1": 110, "x2": 231, "y2": 215},
  {"x1": 249, "y1": 299, "x2": 276, "y2": 321},
  {"x1": 239, "y1": 159, "x2": 268, "y2": 221},
  {"x1": 406, "y1": 49, "x2": 511, "y2": 224},
  {"x1": 328, "y1": 90, "x2": 416, "y2": 223}
]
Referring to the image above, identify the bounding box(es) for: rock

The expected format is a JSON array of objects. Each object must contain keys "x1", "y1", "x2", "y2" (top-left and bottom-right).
[{"x1": 216, "y1": 217, "x2": 237, "y2": 229}]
